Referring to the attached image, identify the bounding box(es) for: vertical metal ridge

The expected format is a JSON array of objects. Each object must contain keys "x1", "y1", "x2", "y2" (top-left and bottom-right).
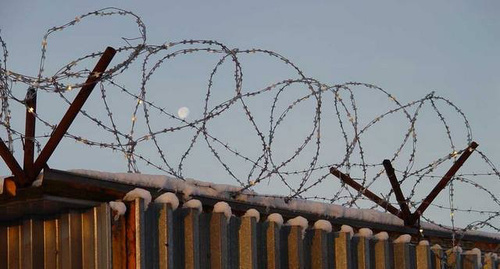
[
  {"x1": 183, "y1": 208, "x2": 200, "y2": 269},
  {"x1": 416, "y1": 244, "x2": 430, "y2": 269},
  {"x1": 135, "y1": 198, "x2": 145, "y2": 269},
  {"x1": 111, "y1": 203, "x2": 126, "y2": 269},
  {"x1": 311, "y1": 229, "x2": 328, "y2": 269},
  {"x1": 82, "y1": 208, "x2": 97, "y2": 269},
  {"x1": 157, "y1": 203, "x2": 174, "y2": 269},
  {"x1": 238, "y1": 216, "x2": 256, "y2": 269},
  {"x1": 374, "y1": 240, "x2": 390, "y2": 269},
  {"x1": 430, "y1": 248, "x2": 444, "y2": 269},
  {"x1": 266, "y1": 222, "x2": 280, "y2": 269},
  {"x1": 287, "y1": 226, "x2": 304, "y2": 269},
  {"x1": 461, "y1": 253, "x2": 478, "y2": 269},
  {"x1": 0, "y1": 225, "x2": 7, "y2": 269},
  {"x1": 96, "y1": 202, "x2": 112, "y2": 269},
  {"x1": 352, "y1": 236, "x2": 371, "y2": 269},
  {"x1": 21, "y1": 219, "x2": 33, "y2": 269},
  {"x1": 7, "y1": 224, "x2": 21, "y2": 269},
  {"x1": 44, "y1": 218, "x2": 59, "y2": 269},
  {"x1": 59, "y1": 211, "x2": 83, "y2": 269},
  {"x1": 334, "y1": 231, "x2": 352, "y2": 269},
  {"x1": 93, "y1": 207, "x2": 99, "y2": 268},
  {"x1": 394, "y1": 242, "x2": 413, "y2": 269},
  {"x1": 210, "y1": 212, "x2": 228, "y2": 269}
]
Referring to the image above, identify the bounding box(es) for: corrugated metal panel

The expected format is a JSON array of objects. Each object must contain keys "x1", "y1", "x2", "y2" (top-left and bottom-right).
[
  {"x1": 1, "y1": 198, "x2": 499, "y2": 269},
  {"x1": 0, "y1": 203, "x2": 112, "y2": 269}
]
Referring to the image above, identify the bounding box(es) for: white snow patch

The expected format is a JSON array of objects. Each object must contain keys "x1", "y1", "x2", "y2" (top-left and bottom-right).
[
  {"x1": 418, "y1": 240, "x2": 430, "y2": 246},
  {"x1": 31, "y1": 173, "x2": 44, "y2": 187},
  {"x1": 287, "y1": 216, "x2": 308, "y2": 229},
  {"x1": 154, "y1": 192, "x2": 179, "y2": 210},
  {"x1": 431, "y1": 244, "x2": 442, "y2": 250},
  {"x1": 109, "y1": 201, "x2": 127, "y2": 220},
  {"x1": 394, "y1": 234, "x2": 412, "y2": 244},
  {"x1": 449, "y1": 246, "x2": 463, "y2": 253},
  {"x1": 243, "y1": 209, "x2": 260, "y2": 222},
  {"x1": 287, "y1": 216, "x2": 308, "y2": 237},
  {"x1": 267, "y1": 213, "x2": 284, "y2": 226},
  {"x1": 123, "y1": 188, "x2": 152, "y2": 210},
  {"x1": 465, "y1": 248, "x2": 482, "y2": 267},
  {"x1": 485, "y1": 253, "x2": 497, "y2": 261},
  {"x1": 340, "y1": 225, "x2": 354, "y2": 237},
  {"x1": 357, "y1": 228, "x2": 373, "y2": 238},
  {"x1": 213, "y1": 201, "x2": 232, "y2": 221},
  {"x1": 375, "y1": 232, "x2": 389, "y2": 241},
  {"x1": 183, "y1": 199, "x2": 202, "y2": 212},
  {"x1": 313, "y1": 220, "x2": 332, "y2": 233}
]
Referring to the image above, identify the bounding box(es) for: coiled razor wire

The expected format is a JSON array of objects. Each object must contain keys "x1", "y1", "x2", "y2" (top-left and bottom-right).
[{"x1": 0, "y1": 8, "x2": 498, "y2": 239}]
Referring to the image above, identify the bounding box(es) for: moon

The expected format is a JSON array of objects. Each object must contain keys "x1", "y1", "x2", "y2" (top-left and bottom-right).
[{"x1": 177, "y1": 107, "x2": 190, "y2": 119}]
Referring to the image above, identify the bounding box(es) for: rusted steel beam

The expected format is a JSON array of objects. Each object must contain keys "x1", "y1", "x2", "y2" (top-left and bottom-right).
[
  {"x1": 24, "y1": 87, "x2": 37, "y2": 181},
  {"x1": 32, "y1": 47, "x2": 116, "y2": 180},
  {"x1": 410, "y1": 141, "x2": 478, "y2": 225},
  {"x1": 382, "y1": 160, "x2": 411, "y2": 224},
  {"x1": 0, "y1": 138, "x2": 27, "y2": 186},
  {"x1": 330, "y1": 167, "x2": 402, "y2": 218}
]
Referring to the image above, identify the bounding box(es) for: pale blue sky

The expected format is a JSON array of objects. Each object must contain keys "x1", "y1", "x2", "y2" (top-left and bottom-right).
[{"x1": 1, "y1": 1, "x2": 499, "y2": 230}]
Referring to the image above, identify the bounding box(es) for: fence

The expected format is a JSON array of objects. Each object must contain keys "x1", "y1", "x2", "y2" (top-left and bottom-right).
[{"x1": 1, "y1": 197, "x2": 498, "y2": 269}]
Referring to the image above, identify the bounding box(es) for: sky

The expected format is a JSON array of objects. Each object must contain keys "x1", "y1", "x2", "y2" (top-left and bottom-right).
[{"x1": 1, "y1": 1, "x2": 499, "y2": 231}]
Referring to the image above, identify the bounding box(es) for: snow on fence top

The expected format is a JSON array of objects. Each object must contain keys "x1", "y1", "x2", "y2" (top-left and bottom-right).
[{"x1": 70, "y1": 169, "x2": 500, "y2": 241}]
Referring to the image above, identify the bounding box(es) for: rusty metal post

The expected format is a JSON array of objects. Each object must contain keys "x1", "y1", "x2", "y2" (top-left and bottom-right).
[
  {"x1": 330, "y1": 167, "x2": 402, "y2": 218},
  {"x1": 0, "y1": 138, "x2": 26, "y2": 187},
  {"x1": 32, "y1": 47, "x2": 116, "y2": 180},
  {"x1": 23, "y1": 87, "x2": 37, "y2": 181},
  {"x1": 410, "y1": 142, "x2": 478, "y2": 225},
  {"x1": 383, "y1": 159, "x2": 411, "y2": 224}
]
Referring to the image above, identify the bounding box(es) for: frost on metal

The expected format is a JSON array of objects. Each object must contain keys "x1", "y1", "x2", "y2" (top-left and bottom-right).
[
  {"x1": 393, "y1": 234, "x2": 412, "y2": 244},
  {"x1": 154, "y1": 192, "x2": 179, "y2": 210},
  {"x1": 109, "y1": 201, "x2": 127, "y2": 220},
  {"x1": 357, "y1": 228, "x2": 373, "y2": 238},
  {"x1": 123, "y1": 188, "x2": 152, "y2": 210},
  {"x1": 213, "y1": 201, "x2": 232, "y2": 222},
  {"x1": 340, "y1": 224, "x2": 354, "y2": 237},
  {"x1": 375, "y1": 231, "x2": 389, "y2": 241},
  {"x1": 313, "y1": 219, "x2": 332, "y2": 233},
  {"x1": 243, "y1": 208, "x2": 260, "y2": 222},
  {"x1": 267, "y1": 213, "x2": 284, "y2": 226},
  {"x1": 418, "y1": 240, "x2": 430, "y2": 246},
  {"x1": 183, "y1": 199, "x2": 202, "y2": 212}
]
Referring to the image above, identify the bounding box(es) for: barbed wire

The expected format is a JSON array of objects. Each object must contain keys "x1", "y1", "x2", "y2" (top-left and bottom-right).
[{"x1": 0, "y1": 8, "x2": 498, "y2": 240}]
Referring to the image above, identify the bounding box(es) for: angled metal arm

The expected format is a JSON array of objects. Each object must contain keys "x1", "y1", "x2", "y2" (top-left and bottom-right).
[
  {"x1": 32, "y1": 47, "x2": 116, "y2": 181},
  {"x1": 0, "y1": 138, "x2": 27, "y2": 186},
  {"x1": 330, "y1": 167, "x2": 402, "y2": 218},
  {"x1": 409, "y1": 141, "x2": 478, "y2": 225},
  {"x1": 383, "y1": 159, "x2": 411, "y2": 224}
]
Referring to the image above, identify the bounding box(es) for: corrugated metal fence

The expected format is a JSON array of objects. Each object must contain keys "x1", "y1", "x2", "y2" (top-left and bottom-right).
[{"x1": 1, "y1": 198, "x2": 499, "y2": 269}]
